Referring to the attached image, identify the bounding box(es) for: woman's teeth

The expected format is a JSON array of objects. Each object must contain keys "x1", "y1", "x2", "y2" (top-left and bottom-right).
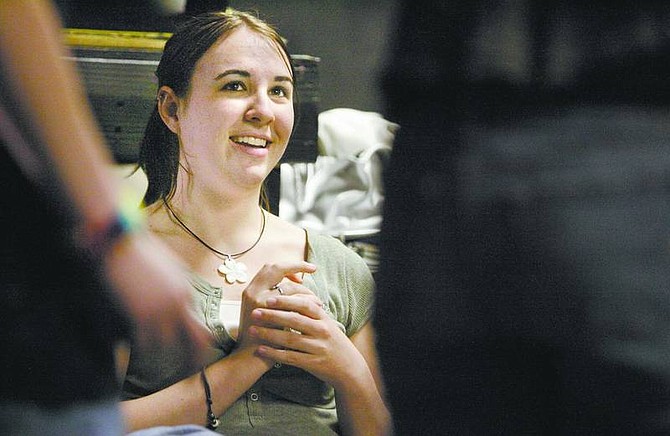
[{"x1": 232, "y1": 136, "x2": 268, "y2": 148}]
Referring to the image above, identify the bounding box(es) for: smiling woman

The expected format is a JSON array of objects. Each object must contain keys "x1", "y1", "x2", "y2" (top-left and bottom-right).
[
  {"x1": 155, "y1": 25, "x2": 294, "y2": 193},
  {"x1": 120, "y1": 10, "x2": 390, "y2": 436}
]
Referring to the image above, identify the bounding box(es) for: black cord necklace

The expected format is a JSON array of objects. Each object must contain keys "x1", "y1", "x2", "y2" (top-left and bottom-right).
[{"x1": 163, "y1": 200, "x2": 266, "y2": 284}]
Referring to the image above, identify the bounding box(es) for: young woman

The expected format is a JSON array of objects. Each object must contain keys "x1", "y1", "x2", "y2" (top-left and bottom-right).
[{"x1": 120, "y1": 10, "x2": 390, "y2": 436}]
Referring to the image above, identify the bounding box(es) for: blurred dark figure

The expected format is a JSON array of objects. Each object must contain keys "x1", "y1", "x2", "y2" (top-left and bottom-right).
[{"x1": 376, "y1": 1, "x2": 670, "y2": 435}]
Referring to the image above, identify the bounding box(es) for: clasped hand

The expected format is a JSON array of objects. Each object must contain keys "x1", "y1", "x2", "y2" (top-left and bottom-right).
[{"x1": 236, "y1": 262, "x2": 367, "y2": 390}]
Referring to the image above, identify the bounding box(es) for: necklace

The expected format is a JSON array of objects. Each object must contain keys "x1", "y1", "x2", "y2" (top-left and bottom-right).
[{"x1": 163, "y1": 200, "x2": 266, "y2": 284}]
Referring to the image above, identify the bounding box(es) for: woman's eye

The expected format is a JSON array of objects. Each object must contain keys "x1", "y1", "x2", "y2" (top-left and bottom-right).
[
  {"x1": 222, "y1": 81, "x2": 246, "y2": 92},
  {"x1": 270, "y1": 86, "x2": 291, "y2": 99}
]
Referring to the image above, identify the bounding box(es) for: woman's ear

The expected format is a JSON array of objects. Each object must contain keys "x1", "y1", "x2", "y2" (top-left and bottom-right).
[{"x1": 156, "y1": 86, "x2": 181, "y2": 134}]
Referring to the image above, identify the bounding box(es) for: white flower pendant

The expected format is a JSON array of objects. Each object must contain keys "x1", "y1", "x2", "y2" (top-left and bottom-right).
[{"x1": 217, "y1": 257, "x2": 248, "y2": 284}]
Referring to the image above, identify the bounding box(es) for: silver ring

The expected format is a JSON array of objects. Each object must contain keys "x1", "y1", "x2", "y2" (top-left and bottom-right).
[{"x1": 271, "y1": 284, "x2": 284, "y2": 295}]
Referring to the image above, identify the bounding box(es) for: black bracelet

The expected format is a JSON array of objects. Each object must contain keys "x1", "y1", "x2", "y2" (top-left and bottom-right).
[{"x1": 200, "y1": 368, "x2": 220, "y2": 430}]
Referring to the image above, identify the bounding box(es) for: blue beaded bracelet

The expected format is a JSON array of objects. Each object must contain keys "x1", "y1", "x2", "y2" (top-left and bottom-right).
[{"x1": 83, "y1": 189, "x2": 143, "y2": 259}]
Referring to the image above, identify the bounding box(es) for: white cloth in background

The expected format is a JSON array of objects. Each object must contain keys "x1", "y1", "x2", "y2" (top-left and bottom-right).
[
  {"x1": 279, "y1": 108, "x2": 397, "y2": 239},
  {"x1": 317, "y1": 108, "x2": 398, "y2": 158}
]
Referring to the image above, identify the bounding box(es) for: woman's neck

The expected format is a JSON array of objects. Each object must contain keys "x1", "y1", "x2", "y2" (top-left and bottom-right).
[{"x1": 163, "y1": 185, "x2": 265, "y2": 254}]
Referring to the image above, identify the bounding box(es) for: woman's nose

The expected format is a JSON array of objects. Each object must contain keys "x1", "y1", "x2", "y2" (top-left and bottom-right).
[{"x1": 244, "y1": 92, "x2": 275, "y2": 124}]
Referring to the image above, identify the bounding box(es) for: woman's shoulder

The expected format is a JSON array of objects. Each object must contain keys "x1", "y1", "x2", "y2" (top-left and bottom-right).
[
  {"x1": 264, "y1": 212, "x2": 306, "y2": 250},
  {"x1": 265, "y1": 214, "x2": 368, "y2": 273},
  {"x1": 304, "y1": 230, "x2": 371, "y2": 275},
  {"x1": 305, "y1": 229, "x2": 346, "y2": 253}
]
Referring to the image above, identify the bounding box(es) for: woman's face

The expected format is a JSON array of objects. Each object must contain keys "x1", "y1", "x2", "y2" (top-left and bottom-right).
[{"x1": 171, "y1": 26, "x2": 294, "y2": 194}]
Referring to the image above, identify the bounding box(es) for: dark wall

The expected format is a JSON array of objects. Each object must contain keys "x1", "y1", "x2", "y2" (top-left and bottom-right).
[{"x1": 230, "y1": 0, "x2": 398, "y2": 112}]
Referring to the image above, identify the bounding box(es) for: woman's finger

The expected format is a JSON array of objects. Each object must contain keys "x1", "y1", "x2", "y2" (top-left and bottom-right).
[
  {"x1": 251, "y1": 305, "x2": 326, "y2": 336},
  {"x1": 247, "y1": 261, "x2": 316, "y2": 291},
  {"x1": 249, "y1": 324, "x2": 321, "y2": 355},
  {"x1": 268, "y1": 283, "x2": 322, "y2": 305},
  {"x1": 265, "y1": 294, "x2": 324, "y2": 318},
  {"x1": 256, "y1": 345, "x2": 313, "y2": 368}
]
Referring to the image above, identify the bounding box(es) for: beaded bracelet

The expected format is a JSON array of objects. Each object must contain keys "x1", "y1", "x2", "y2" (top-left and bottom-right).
[
  {"x1": 200, "y1": 368, "x2": 220, "y2": 430},
  {"x1": 81, "y1": 187, "x2": 144, "y2": 259}
]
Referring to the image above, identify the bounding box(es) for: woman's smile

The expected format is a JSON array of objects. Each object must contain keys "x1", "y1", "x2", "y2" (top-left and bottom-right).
[
  {"x1": 229, "y1": 135, "x2": 272, "y2": 158},
  {"x1": 230, "y1": 136, "x2": 270, "y2": 148}
]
